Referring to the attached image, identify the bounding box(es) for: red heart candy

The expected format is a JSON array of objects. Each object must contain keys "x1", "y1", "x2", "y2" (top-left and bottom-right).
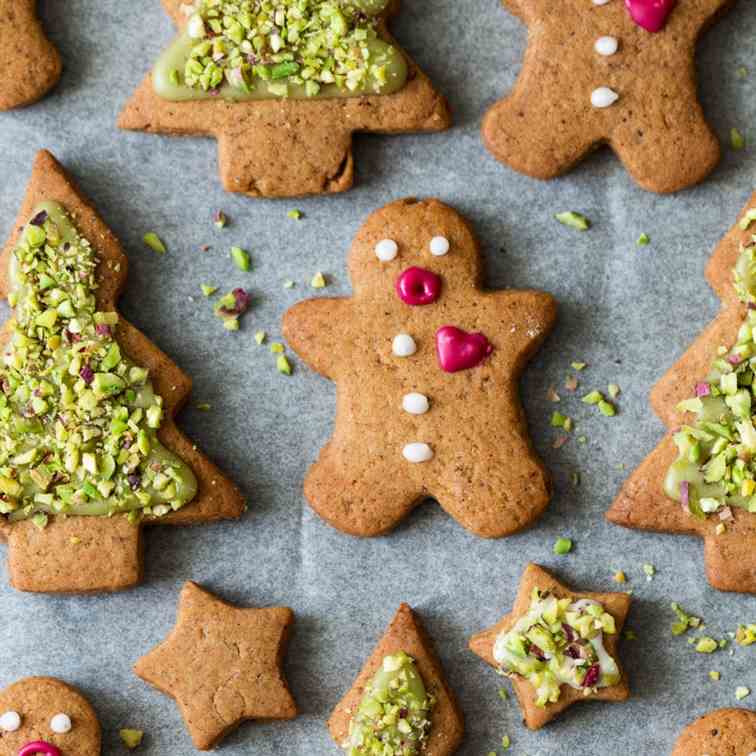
[
  {"x1": 625, "y1": 0, "x2": 676, "y2": 33},
  {"x1": 436, "y1": 326, "x2": 493, "y2": 373}
]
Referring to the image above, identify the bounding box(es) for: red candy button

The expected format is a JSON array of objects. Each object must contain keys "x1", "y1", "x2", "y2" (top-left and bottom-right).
[
  {"x1": 18, "y1": 742, "x2": 61, "y2": 756},
  {"x1": 395, "y1": 267, "x2": 442, "y2": 306}
]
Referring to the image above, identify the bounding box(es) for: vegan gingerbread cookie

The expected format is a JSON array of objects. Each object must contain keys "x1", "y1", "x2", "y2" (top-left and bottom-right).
[
  {"x1": 282, "y1": 198, "x2": 556, "y2": 538},
  {"x1": 469, "y1": 564, "x2": 630, "y2": 730},
  {"x1": 0, "y1": 150, "x2": 244, "y2": 594},
  {"x1": 329, "y1": 603, "x2": 464, "y2": 755},
  {"x1": 118, "y1": 0, "x2": 450, "y2": 198},
  {"x1": 0, "y1": 677, "x2": 101, "y2": 755},
  {"x1": 483, "y1": 0, "x2": 733, "y2": 193},
  {"x1": 672, "y1": 708, "x2": 756, "y2": 755},
  {"x1": 608, "y1": 194, "x2": 756, "y2": 593},
  {"x1": 134, "y1": 581, "x2": 297, "y2": 750},
  {"x1": 0, "y1": 0, "x2": 61, "y2": 111}
]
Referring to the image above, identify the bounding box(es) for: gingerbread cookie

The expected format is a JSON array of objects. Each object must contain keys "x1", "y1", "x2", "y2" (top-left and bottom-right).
[
  {"x1": 0, "y1": 150, "x2": 244, "y2": 594},
  {"x1": 0, "y1": 677, "x2": 101, "y2": 755},
  {"x1": 482, "y1": 0, "x2": 733, "y2": 193},
  {"x1": 134, "y1": 581, "x2": 297, "y2": 750},
  {"x1": 469, "y1": 564, "x2": 630, "y2": 729},
  {"x1": 0, "y1": 1, "x2": 61, "y2": 111},
  {"x1": 282, "y1": 198, "x2": 556, "y2": 538},
  {"x1": 672, "y1": 708, "x2": 756, "y2": 755},
  {"x1": 608, "y1": 194, "x2": 756, "y2": 593},
  {"x1": 118, "y1": 0, "x2": 450, "y2": 198},
  {"x1": 329, "y1": 603, "x2": 464, "y2": 755}
]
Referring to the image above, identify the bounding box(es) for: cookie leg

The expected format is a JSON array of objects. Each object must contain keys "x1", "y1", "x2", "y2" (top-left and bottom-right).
[
  {"x1": 703, "y1": 530, "x2": 756, "y2": 593},
  {"x1": 216, "y1": 123, "x2": 355, "y2": 198}
]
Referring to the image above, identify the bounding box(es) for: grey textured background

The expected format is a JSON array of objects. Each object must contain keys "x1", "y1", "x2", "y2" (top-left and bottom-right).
[{"x1": 0, "y1": 1, "x2": 754, "y2": 754}]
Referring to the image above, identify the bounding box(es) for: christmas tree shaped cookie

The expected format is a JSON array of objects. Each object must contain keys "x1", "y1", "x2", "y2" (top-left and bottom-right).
[
  {"x1": 118, "y1": 0, "x2": 450, "y2": 198},
  {"x1": 329, "y1": 603, "x2": 464, "y2": 755},
  {"x1": 283, "y1": 198, "x2": 556, "y2": 538},
  {"x1": 0, "y1": 0, "x2": 61, "y2": 110},
  {"x1": 608, "y1": 193, "x2": 756, "y2": 593},
  {"x1": 483, "y1": 0, "x2": 732, "y2": 193},
  {"x1": 0, "y1": 150, "x2": 244, "y2": 593}
]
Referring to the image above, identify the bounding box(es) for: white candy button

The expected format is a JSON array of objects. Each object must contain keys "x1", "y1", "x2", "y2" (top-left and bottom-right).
[
  {"x1": 591, "y1": 87, "x2": 619, "y2": 108},
  {"x1": 0, "y1": 711, "x2": 21, "y2": 732},
  {"x1": 392, "y1": 334, "x2": 417, "y2": 357},
  {"x1": 375, "y1": 239, "x2": 398, "y2": 262},
  {"x1": 592, "y1": 0, "x2": 611, "y2": 5},
  {"x1": 402, "y1": 393, "x2": 430, "y2": 415},
  {"x1": 594, "y1": 36, "x2": 618, "y2": 56},
  {"x1": 429, "y1": 236, "x2": 450, "y2": 256},
  {"x1": 50, "y1": 713, "x2": 72, "y2": 734},
  {"x1": 403, "y1": 443, "x2": 433, "y2": 463}
]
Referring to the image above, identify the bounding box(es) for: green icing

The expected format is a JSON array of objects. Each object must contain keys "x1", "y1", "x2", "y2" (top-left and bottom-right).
[
  {"x1": 665, "y1": 223, "x2": 756, "y2": 519},
  {"x1": 153, "y1": 0, "x2": 407, "y2": 102},
  {"x1": 343, "y1": 651, "x2": 434, "y2": 755},
  {"x1": 493, "y1": 589, "x2": 620, "y2": 708},
  {"x1": 0, "y1": 202, "x2": 197, "y2": 525}
]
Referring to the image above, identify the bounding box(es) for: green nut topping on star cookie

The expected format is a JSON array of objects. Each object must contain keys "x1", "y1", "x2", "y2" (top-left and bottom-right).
[
  {"x1": 153, "y1": 0, "x2": 407, "y2": 102},
  {"x1": 0, "y1": 202, "x2": 197, "y2": 525},
  {"x1": 665, "y1": 217, "x2": 756, "y2": 519},
  {"x1": 493, "y1": 588, "x2": 620, "y2": 708},
  {"x1": 343, "y1": 651, "x2": 434, "y2": 755}
]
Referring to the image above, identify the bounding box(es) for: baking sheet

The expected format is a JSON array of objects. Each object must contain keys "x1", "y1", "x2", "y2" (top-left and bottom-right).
[{"x1": 0, "y1": 0, "x2": 754, "y2": 753}]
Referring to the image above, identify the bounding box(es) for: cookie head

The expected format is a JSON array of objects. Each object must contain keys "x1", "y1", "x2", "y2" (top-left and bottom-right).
[
  {"x1": 0, "y1": 678, "x2": 101, "y2": 755},
  {"x1": 349, "y1": 199, "x2": 482, "y2": 304}
]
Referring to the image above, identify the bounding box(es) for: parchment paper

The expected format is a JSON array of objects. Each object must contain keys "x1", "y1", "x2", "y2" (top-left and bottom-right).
[{"x1": 0, "y1": 1, "x2": 754, "y2": 753}]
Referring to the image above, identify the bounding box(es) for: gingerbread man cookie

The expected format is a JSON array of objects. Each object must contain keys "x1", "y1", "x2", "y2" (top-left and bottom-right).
[
  {"x1": 483, "y1": 0, "x2": 732, "y2": 193},
  {"x1": 0, "y1": 677, "x2": 101, "y2": 756},
  {"x1": 118, "y1": 0, "x2": 450, "y2": 198},
  {"x1": 134, "y1": 581, "x2": 297, "y2": 751},
  {"x1": 608, "y1": 194, "x2": 756, "y2": 593},
  {"x1": 282, "y1": 198, "x2": 556, "y2": 538},
  {"x1": 469, "y1": 564, "x2": 631, "y2": 730},
  {"x1": 0, "y1": 151, "x2": 244, "y2": 594},
  {"x1": 672, "y1": 708, "x2": 756, "y2": 755},
  {"x1": 0, "y1": 1, "x2": 61, "y2": 111}
]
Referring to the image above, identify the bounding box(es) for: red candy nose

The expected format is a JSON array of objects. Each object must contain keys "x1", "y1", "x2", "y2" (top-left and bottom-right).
[
  {"x1": 625, "y1": 0, "x2": 676, "y2": 32},
  {"x1": 436, "y1": 326, "x2": 493, "y2": 372},
  {"x1": 18, "y1": 742, "x2": 61, "y2": 756},
  {"x1": 396, "y1": 267, "x2": 442, "y2": 306}
]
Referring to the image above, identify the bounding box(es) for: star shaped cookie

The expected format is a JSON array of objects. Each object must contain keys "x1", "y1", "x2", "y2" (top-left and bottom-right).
[
  {"x1": 607, "y1": 193, "x2": 756, "y2": 594},
  {"x1": 134, "y1": 581, "x2": 297, "y2": 750},
  {"x1": 469, "y1": 563, "x2": 630, "y2": 729},
  {"x1": 483, "y1": 0, "x2": 732, "y2": 193},
  {"x1": 0, "y1": 0, "x2": 61, "y2": 110},
  {"x1": 118, "y1": 0, "x2": 450, "y2": 198},
  {"x1": 0, "y1": 151, "x2": 244, "y2": 593},
  {"x1": 282, "y1": 198, "x2": 557, "y2": 538}
]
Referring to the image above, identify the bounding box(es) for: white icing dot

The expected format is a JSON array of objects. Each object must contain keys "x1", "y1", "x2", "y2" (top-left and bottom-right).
[
  {"x1": 429, "y1": 236, "x2": 450, "y2": 256},
  {"x1": 392, "y1": 334, "x2": 417, "y2": 357},
  {"x1": 403, "y1": 442, "x2": 433, "y2": 463},
  {"x1": 187, "y1": 14, "x2": 206, "y2": 39},
  {"x1": 402, "y1": 393, "x2": 430, "y2": 415},
  {"x1": 591, "y1": 87, "x2": 619, "y2": 108},
  {"x1": 594, "y1": 36, "x2": 618, "y2": 56},
  {"x1": 375, "y1": 239, "x2": 398, "y2": 262},
  {"x1": 50, "y1": 713, "x2": 72, "y2": 734},
  {"x1": 0, "y1": 711, "x2": 21, "y2": 732}
]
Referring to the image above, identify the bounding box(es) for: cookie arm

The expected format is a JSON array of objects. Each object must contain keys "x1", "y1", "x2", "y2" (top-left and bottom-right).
[{"x1": 281, "y1": 298, "x2": 356, "y2": 379}]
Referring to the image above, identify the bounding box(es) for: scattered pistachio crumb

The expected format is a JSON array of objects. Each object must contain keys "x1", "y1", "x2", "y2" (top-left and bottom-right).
[
  {"x1": 608, "y1": 383, "x2": 621, "y2": 399},
  {"x1": 735, "y1": 686, "x2": 750, "y2": 700},
  {"x1": 223, "y1": 318, "x2": 240, "y2": 332},
  {"x1": 254, "y1": 330, "x2": 267, "y2": 345},
  {"x1": 582, "y1": 390, "x2": 603, "y2": 405},
  {"x1": 311, "y1": 271, "x2": 327, "y2": 289},
  {"x1": 31, "y1": 512, "x2": 48, "y2": 530},
  {"x1": 195, "y1": 403, "x2": 211, "y2": 411},
  {"x1": 695, "y1": 637, "x2": 719, "y2": 654},
  {"x1": 143, "y1": 232, "x2": 166, "y2": 255},
  {"x1": 563, "y1": 417, "x2": 573, "y2": 432},
  {"x1": 709, "y1": 670, "x2": 721, "y2": 681},
  {"x1": 498, "y1": 688, "x2": 509, "y2": 702},
  {"x1": 715, "y1": 522, "x2": 726, "y2": 535},
  {"x1": 230, "y1": 246, "x2": 251, "y2": 272},
  {"x1": 637, "y1": 232, "x2": 650, "y2": 246},
  {"x1": 613, "y1": 570, "x2": 626, "y2": 583},
  {"x1": 553, "y1": 537, "x2": 572, "y2": 555},
  {"x1": 201, "y1": 284, "x2": 218, "y2": 297},
  {"x1": 671, "y1": 602, "x2": 702, "y2": 635},
  {"x1": 550, "y1": 411, "x2": 569, "y2": 428},
  {"x1": 598, "y1": 400, "x2": 616, "y2": 417},
  {"x1": 270, "y1": 342, "x2": 285, "y2": 354},
  {"x1": 577, "y1": 435, "x2": 588, "y2": 445},
  {"x1": 730, "y1": 128, "x2": 746, "y2": 150},
  {"x1": 119, "y1": 729, "x2": 144, "y2": 750},
  {"x1": 277, "y1": 355, "x2": 292, "y2": 376},
  {"x1": 213, "y1": 210, "x2": 228, "y2": 229},
  {"x1": 287, "y1": 209, "x2": 302, "y2": 220},
  {"x1": 547, "y1": 385, "x2": 561, "y2": 402},
  {"x1": 555, "y1": 211, "x2": 591, "y2": 231},
  {"x1": 501, "y1": 735, "x2": 511, "y2": 750},
  {"x1": 642, "y1": 563, "x2": 655, "y2": 580},
  {"x1": 736, "y1": 624, "x2": 756, "y2": 646},
  {"x1": 624, "y1": 630, "x2": 637, "y2": 641},
  {"x1": 283, "y1": 279, "x2": 295, "y2": 289},
  {"x1": 570, "y1": 471, "x2": 581, "y2": 486},
  {"x1": 571, "y1": 361, "x2": 587, "y2": 371},
  {"x1": 736, "y1": 66, "x2": 748, "y2": 79}
]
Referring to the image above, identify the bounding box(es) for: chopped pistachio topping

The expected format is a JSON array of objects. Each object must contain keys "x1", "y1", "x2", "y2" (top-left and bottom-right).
[
  {"x1": 163, "y1": 0, "x2": 405, "y2": 101},
  {"x1": 501, "y1": 735, "x2": 511, "y2": 750},
  {"x1": 311, "y1": 271, "x2": 327, "y2": 288},
  {"x1": 582, "y1": 390, "x2": 603, "y2": 405},
  {"x1": 214, "y1": 288, "x2": 251, "y2": 329},
  {"x1": 671, "y1": 602, "x2": 701, "y2": 636},
  {"x1": 143, "y1": 232, "x2": 167, "y2": 255},
  {"x1": 735, "y1": 685, "x2": 750, "y2": 700},
  {"x1": 270, "y1": 342, "x2": 285, "y2": 354},
  {"x1": 553, "y1": 537, "x2": 572, "y2": 555},
  {"x1": 119, "y1": 729, "x2": 144, "y2": 749},
  {"x1": 287, "y1": 209, "x2": 302, "y2": 220},
  {"x1": 201, "y1": 284, "x2": 218, "y2": 297},
  {"x1": 0, "y1": 203, "x2": 197, "y2": 526},
  {"x1": 637, "y1": 233, "x2": 650, "y2": 246},
  {"x1": 695, "y1": 637, "x2": 719, "y2": 653},
  {"x1": 571, "y1": 361, "x2": 587, "y2": 371},
  {"x1": 608, "y1": 383, "x2": 620, "y2": 399},
  {"x1": 254, "y1": 330, "x2": 267, "y2": 345},
  {"x1": 493, "y1": 588, "x2": 620, "y2": 708},
  {"x1": 342, "y1": 651, "x2": 434, "y2": 756},
  {"x1": 731, "y1": 128, "x2": 746, "y2": 150},
  {"x1": 665, "y1": 223, "x2": 756, "y2": 521},
  {"x1": 277, "y1": 354, "x2": 292, "y2": 375},
  {"x1": 736, "y1": 623, "x2": 756, "y2": 645},
  {"x1": 555, "y1": 211, "x2": 590, "y2": 231},
  {"x1": 642, "y1": 563, "x2": 655, "y2": 580},
  {"x1": 709, "y1": 670, "x2": 721, "y2": 681},
  {"x1": 598, "y1": 399, "x2": 616, "y2": 417},
  {"x1": 230, "y1": 246, "x2": 251, "y2": 271},
  {"x1": 550, "y1": 411, "x2": 569, "y2": 428}
]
